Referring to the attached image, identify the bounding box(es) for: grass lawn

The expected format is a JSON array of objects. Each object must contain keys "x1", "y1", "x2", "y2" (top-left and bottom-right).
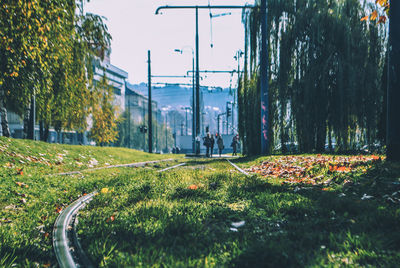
[
  {"x1": 78, "y1": 156, "x2": 400, "y2": 267},
  {"x1": 0, "y1": 137, "x2": 181, "y2": 267},
  {"x1": 1, "y1": 136, "x2": 400, "y2": 267}
]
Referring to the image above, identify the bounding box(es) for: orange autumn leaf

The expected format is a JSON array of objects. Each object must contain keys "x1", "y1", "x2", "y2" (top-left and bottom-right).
[
  {"x1": 329, "y1": 165, "x2": 338, "y2": 172},
  {"x1": 337, "y1": 166, "x2": 351, "y2": 172},
  {"x1": 106, "y1": 214, "x2": 115, "y2": 222},
  {"x1": 15, "y1": 181, "x2": 28, "y2": 187},
  {"x1": 360, "y1": 15, "x2": 369, "y2": 21},
  {"x1": 188, "y1": 184, "x2": 198, "y2": 190},
  {"x1": 370, "y1": 10, "x2": 378, "y2": 21},
  {"x1": 378, "y1": 15, "x2": 387, "y2": 24},
  {"x1": 376, "y1": 0, "x2": 387, "y2": 7},
  {"x1": 16, "y1": 168, "x2": 23, "y2": 175}
]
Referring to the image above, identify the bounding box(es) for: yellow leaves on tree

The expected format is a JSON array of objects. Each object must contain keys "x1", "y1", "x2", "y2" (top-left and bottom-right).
[
  {"x1": 370, "y1": 10, "x2": 379, "y2": 21},
  {"x1": 361, "y1": 0, "x2": 389, "y2": 24},
  {"x1": 89, "y1": 75, "x2": 120, "y2": 146}
]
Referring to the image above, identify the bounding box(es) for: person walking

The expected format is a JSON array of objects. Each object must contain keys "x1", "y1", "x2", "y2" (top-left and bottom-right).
[
  {"x1": 231, "y1": 134, "x2": 239, "y2": 156},
  {"x1": 217, "y1": 133, "x2": 224, "y2": 157},
  {"x1": 203, "y1": 133, "x2": 211, "y2": 157},
  {"x1": 210, "y1": 134, "x2": 215, "y2": 157}
]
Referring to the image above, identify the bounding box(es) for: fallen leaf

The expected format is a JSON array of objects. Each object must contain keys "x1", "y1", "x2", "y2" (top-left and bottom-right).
[
  {"x1": 188, "y1": 184, "x2": 198, "y2": 190},
  {"x1": 16, "y1": 168, "x2": 24, "y2": 175},
  {"x1": 101, "y1": 188, "x2": 109, "y2": 194}
]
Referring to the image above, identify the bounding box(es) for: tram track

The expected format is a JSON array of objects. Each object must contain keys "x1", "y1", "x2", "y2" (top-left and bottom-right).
[
  {"x1": 52, "y1": 157, "x2": 250, "y2": 267},
  {"x1": 226, "y1": 159, "x2": 250, "y2": 176},
  {"x1": 52, "y1": 159, "x2": 187, "y2": 268}
]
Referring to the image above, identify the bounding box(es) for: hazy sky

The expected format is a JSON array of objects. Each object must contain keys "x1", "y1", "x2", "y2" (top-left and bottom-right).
[{"x1": 85, "y1": 0, "x2": 254, "y2": 88}]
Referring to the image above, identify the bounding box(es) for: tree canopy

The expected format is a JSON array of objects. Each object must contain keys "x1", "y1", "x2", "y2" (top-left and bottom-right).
[
  {"x1": 0, "y1": 0, "x2": 112, "y2": 139},
  {"x1": 239, "y1": 0, "x2": 388, "y2": 155}
]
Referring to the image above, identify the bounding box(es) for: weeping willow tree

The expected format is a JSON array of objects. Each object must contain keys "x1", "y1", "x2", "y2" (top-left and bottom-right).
[{"x1": 238, "y1": 0, "x2": 387, "y2": 155}]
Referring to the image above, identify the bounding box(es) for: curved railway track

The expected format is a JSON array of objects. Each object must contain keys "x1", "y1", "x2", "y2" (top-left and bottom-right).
[
  {"x1": 52, "y1": 160, "x2": 186, "y2": 267},
  {"x1": 52, "y1": 157, "x2": 250, "y2": 267}
]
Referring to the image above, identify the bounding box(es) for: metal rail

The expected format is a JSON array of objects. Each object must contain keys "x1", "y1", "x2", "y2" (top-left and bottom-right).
[
  {"x1": 226, "y1": 159, "x2": 250, "y2": 176},
  {"x1": 50, "y1": 159, "x2": 175, "y2": 176},
  {"x1": 53, "y1": 160, "x2": 187, "y2": 267},
  {"x1": 157, "y1": 162, "x2": 186, "y2": 172},
  {"x1": 53, "y1": 192, "x2": 96, "y2": 268}
]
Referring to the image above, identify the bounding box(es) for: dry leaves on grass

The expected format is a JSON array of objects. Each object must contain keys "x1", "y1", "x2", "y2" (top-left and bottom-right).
[{"x1": 247, "y1": 155, "x2": 382, "y2": 185}]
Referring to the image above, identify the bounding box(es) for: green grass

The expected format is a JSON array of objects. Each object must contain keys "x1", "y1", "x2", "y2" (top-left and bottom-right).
[
  {"x1": 0, "y1": 137, "x2": 178, "y2": 177},
  {"x1": 0, "y1": 137, "x2": 180, "y2": 267},
  {"x1": 2, "y1": 137, "x2": 400, "y2": 267},
  {"x1": 78, "y1": 158, "x2": 400, "y2": 267}
]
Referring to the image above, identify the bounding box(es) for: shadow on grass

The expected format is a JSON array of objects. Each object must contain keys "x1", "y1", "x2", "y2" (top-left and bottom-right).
[
  {"x1": 80, "y1": 160, "x2": 400, "y2": 267},
  {"x1": 228, "y1": 160, "x2": 400, "y2": 267}
]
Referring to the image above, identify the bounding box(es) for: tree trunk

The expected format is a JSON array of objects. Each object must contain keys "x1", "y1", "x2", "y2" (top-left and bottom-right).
[
  {"x1": 44, "y1": 122, "x2": 50, "y2": 142},
  {"x1": 0, "y1": 103, "x2": 11, "y2": 137},
  {"x1": 23, "y1": 104, "x2": 31, "y2": 139}
]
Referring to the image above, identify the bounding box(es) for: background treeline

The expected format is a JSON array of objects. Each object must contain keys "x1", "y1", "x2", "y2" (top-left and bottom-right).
[{"x1": 238, "y1": 0, "x2": 387, "y2": 155}]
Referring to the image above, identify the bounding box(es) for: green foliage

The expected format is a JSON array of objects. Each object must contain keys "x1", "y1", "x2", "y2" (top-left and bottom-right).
[{"x1": 239, "y1": 0, "x2": 387, "y2": 155}]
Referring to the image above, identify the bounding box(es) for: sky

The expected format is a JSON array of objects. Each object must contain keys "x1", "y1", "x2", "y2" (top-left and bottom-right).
[{"x1": 85, "y1": 0, "x2": 255, "y2": 88}]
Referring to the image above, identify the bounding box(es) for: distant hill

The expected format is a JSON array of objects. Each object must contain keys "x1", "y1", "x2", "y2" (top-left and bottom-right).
[{"x1": 129, "y1": 82, "x2": 234, "y2": 112}]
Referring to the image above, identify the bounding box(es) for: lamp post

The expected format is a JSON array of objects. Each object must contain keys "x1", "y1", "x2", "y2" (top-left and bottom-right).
[
  {"x1": 175, "y1": 47, "x2": 195, "y2": 153},
  {"x1": 147, "y1": 50, "x2": 153, "y2": 153},
  {"x1": 234, "y1": 50, "x2": 243, "y2": 135}
]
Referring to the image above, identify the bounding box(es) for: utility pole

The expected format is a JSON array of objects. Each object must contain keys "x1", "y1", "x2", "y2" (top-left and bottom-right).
[
  {"x1": 148, "y1": 50, "x2": 153, "y2": 153},
  {"x1": 173, "y1": 112, "x2": 177, "y2": 148},
  {"x1": 156, "y1": 4, "x2": 254, "y2": 156},
  {"x1": 260, "y1": 0, "x2": 269, "y2": 154},
  {"x1": 165, "y1": 114, "x2": 168, "y2": 152},
  {"x1": 387, "y1": 0, "x2": 400, "y2": 161},
  {"x1": 155, "y1": 109, "x2": 158, "y2": 152},
  {"x1": 195, "y1": 6, "x2": 200, "y2": 144},
  {"x1": 128, "y1": 100, "x2": 131, "y2": 148},
  {"x1": 234, "y1": 51, "x2": 243, "y2": 134}
]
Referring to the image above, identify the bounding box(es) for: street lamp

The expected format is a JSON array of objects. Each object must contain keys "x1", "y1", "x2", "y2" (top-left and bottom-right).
[{"x1": 174, "y1": 47, "x2": 195, "y2": 153}]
